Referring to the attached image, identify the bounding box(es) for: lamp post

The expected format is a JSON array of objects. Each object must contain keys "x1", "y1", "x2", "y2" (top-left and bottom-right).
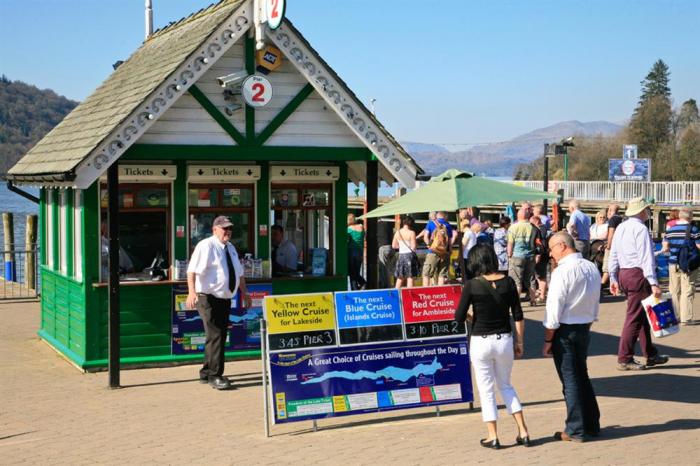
[{"x1": 543, "y1": 143, "x2": 555, "y2": 212}]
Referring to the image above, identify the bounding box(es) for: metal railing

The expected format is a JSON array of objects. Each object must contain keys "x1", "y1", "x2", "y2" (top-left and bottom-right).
[
  {"x1": 0, "y1": 245, "x2": 39, "y2": 299},
  {"x1": 514, "y1": 180, "x2": 700, "y2": 204}
]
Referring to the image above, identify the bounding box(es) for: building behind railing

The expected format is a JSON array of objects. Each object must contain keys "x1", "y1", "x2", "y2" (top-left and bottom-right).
[{"x1": 513, "y1": 180, "x2": 700, "y2": 205}]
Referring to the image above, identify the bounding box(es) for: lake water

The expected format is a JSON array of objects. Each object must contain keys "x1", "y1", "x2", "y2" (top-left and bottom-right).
[{"x1": 0, "y1": 184, "x2": 40, "y2": 250}]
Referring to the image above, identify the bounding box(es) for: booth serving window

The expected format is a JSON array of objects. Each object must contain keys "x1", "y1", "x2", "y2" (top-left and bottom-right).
[
  {"x1": 188, "y1": 185, "x2": 254, "y2": 255},
  {"x1": 271, "y1": 184, "x2": 332, "y2": 276},
  {"x1": 99, "y1": 184, "x2": 170, "y2": 281}
]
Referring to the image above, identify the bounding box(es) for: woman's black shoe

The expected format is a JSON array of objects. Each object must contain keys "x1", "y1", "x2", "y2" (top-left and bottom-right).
[
  {"x1": 516, "y1": 435, "x2": 531, "y2": 447},
  {"x1": 480, "y1": 438, "x2": 500, "y2": 449}
]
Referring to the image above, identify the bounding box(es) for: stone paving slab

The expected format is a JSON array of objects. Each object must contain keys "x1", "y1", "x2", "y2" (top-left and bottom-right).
[{"x1": 0, "y1": 296, "x2": 698, "y2": 465}]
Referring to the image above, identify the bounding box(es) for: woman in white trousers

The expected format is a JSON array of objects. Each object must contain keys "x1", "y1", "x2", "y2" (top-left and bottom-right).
[{"x1": 455, "y1": 244, "x2": 530, "y2": 449}]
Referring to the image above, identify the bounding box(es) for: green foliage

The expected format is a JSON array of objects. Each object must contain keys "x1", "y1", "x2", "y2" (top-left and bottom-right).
[
  {"x1": 637, "y1": 59, "x2": 671, "y2": 104},
  {"x1": 0, "y1": 76, "x2": 78, "y2": 173}
]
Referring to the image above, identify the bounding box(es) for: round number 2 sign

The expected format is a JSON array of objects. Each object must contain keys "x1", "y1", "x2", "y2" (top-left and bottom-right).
[
  {"x1": 266, "y1": 0, "x2": 285, "y2": 30},
  {"x1": 242, "y1": 75, "x2": 273, "y2": 107}
]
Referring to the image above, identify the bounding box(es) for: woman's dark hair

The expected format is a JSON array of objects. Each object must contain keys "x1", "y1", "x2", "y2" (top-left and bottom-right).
[
  {"x1": 499, "y1": 216, "x2": 511, "y2": 228},
  {"x1": 401, "y1": 215, "x2": 415, "y2": 228},
  {"x1": 466, "y1": 243, "x2": 499, "y2": 277}
]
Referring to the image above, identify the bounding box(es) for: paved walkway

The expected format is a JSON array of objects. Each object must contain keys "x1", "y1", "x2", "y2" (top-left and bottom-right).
[{"x1": 1, "y1": 296, "x2": 698, "y2": 465}]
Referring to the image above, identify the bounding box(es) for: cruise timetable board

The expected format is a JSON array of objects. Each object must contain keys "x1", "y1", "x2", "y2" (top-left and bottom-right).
[{"x1": 263, "y1": 286, "x2": 473, "y2": 424}]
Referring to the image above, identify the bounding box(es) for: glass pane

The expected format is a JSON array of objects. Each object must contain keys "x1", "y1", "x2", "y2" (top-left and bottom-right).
[
  {"x1": 302, "y1": 189, "x2": 330, "y2": 207},
  {"x1": 222, "y1": 187, "x2": 253, "y2": 207},
  {"x1": 271, "y1": 188, "x2": 298, "y2": 207},
  {"x1": 188, "y1": 188, "x2": 219, "y2": 208},
  {"x1": 101, "y1": 211, "x2": 169, "y2": 279},
  {"x1": 190, "y1": 212, "x2": 251, "y2": 256},
  {"x1": 136, "y1": 188, "x2": 168, "y2": 208}
]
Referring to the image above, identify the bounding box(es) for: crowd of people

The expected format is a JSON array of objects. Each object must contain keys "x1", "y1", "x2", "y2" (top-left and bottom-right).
[{"x1": 363, "y1": 197, "x2": 699, "y2": 446}]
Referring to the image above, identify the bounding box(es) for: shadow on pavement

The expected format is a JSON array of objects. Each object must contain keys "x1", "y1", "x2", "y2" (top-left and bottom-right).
[
  {"x1": 598, "y1": 419, "x2": 700, "y2": 440},
  {"x1": 521, "y1": 317, "x2": 698, "y2": 361},
  {"x1": 593, "y1": 373, "x2": 700, "y2": 404},
  {"x1": 122, "y1": 372, "x2": 262, "y2": 389}
]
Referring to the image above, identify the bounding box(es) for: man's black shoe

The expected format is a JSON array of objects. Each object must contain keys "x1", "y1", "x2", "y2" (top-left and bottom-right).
[
  {"x1": 199, "y1": 376, "x2": 209, "y2": 384},
  {"x1": 209, "y1": 376, "x2": 232, "y2": 390}
]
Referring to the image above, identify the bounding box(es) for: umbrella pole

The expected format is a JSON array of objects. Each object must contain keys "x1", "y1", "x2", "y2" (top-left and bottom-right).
[{"x1": 456, "y1": 210, "x2": 465, "y2": 286}]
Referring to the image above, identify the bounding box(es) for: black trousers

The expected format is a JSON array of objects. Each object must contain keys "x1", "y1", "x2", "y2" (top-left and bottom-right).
[
  {"x1": 552, "y1": 323, "x2": 600, "y2": 439},
  {"x1": 196, "y1": 293, "x2": 231, "y2": 379}
]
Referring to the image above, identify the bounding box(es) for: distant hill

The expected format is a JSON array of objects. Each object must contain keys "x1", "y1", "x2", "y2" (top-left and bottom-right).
[
  {"x1": 0, "y1": 76, "x2": 78, "y2": 174},
  {"x1": 402, "y1": 120, "x2": 623, "y2": 177}
]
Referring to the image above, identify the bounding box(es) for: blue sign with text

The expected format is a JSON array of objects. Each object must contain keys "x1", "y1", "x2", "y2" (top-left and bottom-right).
[
  {"x1": 269, "y1": 338, "x2": 472, "y2": 424},
  {"x1": 334, "y1": 289, "x2": 402, "y2": 329},
  {"x1": 609, "y1": 158, "x2": 651, "y2": 181}
]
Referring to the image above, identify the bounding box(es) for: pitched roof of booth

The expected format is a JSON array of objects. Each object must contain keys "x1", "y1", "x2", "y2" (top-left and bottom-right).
[
  {"x1": 8, "y1": 0, "x2": 423, "y2": 187},
  {"x1": 8, "y1": 0, "x2": 247, "y2": 181}
]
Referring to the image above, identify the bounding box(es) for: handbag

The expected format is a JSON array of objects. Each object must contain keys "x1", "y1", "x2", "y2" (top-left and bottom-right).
[{"x1": 641, "y1": 292, "x2": 680, "y2": 338}]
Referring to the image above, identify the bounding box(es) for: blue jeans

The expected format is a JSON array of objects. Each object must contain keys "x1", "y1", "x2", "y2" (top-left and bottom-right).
[{"x1": 552, "y1": 323, "x2": 600, "y2": 439}]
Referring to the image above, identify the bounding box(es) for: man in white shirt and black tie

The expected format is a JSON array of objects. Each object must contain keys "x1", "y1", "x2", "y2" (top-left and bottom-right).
[
  {"x1": 186, "y1": 216, "x2": 252, "y2": 390},
  {"x1": 543, "y1": 231, "x2": 601, "y2": 442}
]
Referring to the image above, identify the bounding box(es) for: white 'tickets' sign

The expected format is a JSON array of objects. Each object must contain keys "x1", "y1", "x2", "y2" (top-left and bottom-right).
[
  {"x1": 271, "y1": 166, "x2": 340, "y2": 181},
  {"x1": 188, "y1": 165, "x2": 261, "y2": 182},
  {"x1": 242, "y1": 75, "x2": 273, "y2": 107},
  {"x1": 265, "y1": 0, "x2": 285, "y2": 30}
]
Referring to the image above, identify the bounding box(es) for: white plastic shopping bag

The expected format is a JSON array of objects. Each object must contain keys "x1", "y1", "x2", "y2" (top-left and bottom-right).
[{"x1": 641, "y1": 292, "x2": 680, "y2": 338}]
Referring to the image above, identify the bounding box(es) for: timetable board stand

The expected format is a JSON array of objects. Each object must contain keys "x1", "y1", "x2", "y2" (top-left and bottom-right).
[{"x1": 260, "y1": 287, "x2": 476, "y2": 437}]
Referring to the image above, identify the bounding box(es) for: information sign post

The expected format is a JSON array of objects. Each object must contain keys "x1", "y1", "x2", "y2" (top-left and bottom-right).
[{"x1": 261, "y1": 287, "x2": 473, "y2": 434}]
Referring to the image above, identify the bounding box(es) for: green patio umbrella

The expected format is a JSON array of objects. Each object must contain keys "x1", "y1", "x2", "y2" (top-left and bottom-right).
[{"x1": 361, "y1": 169, "x2": 556, "y2": 218}]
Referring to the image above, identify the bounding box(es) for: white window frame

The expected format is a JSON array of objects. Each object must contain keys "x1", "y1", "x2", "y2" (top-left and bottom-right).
[
  {"x1": 46, "y1": 189, "x2": 54, "y2": 269},
  {"x1": 73, "y1": 190, "x2": 83, "y2": 282},
  {"x1": 58, "y1": 190, "x2": 68, "y2": 274}
]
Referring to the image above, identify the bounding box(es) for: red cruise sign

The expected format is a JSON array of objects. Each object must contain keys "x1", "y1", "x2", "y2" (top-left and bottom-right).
[{"x1": 400, "y1": 286, "x2": 462, "y2": 323}]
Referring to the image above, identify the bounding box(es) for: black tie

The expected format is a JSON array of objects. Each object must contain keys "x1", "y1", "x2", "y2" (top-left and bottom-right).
[{"x1": 224, "y1": 245, "x2": 236, "y2": 292}]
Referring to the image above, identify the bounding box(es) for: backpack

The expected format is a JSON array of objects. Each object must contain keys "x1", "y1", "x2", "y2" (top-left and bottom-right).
[
  {"x1": 678, "y1": 222, "x2": 700, "y2": 273},
  {"x1": 430, "y1": 222, "x2": 449, "y2": 257}
]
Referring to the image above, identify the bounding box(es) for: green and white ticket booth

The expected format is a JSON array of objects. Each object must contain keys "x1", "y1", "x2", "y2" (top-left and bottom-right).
[{"x1": 7, "y1": 0, "x2": 422, "y2": 370}]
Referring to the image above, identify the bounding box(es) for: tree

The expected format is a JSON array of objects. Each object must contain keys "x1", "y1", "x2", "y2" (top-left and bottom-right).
[
  {"x1": 677, "y1": 99, "x2": 699, "y2": 130},
  {"x1": 637, "y1": 59, "x2": 671, "y2": 105},
  {"x1": 629, "y1": 60, "x2": 673, "y2": 173},
  {"x1": 674, "y1": 126, "x2": 700, "y2": 181}
]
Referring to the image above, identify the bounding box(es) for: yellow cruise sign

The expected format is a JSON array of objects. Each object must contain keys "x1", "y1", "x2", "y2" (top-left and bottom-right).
[{"x1": 265, "y1": 293, "x2": 336, "y2": 334}]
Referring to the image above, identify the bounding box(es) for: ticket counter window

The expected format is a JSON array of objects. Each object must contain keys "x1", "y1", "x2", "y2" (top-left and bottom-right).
[
  {"x1": 99, "y1": 184, "x2": 170, "y2": 281},
  {"x1": 271, "y1": 185, "x2": 332, "y2": 276},
  {"x1": 188, "y1": 185, "x2": 254, "y2": 255}
]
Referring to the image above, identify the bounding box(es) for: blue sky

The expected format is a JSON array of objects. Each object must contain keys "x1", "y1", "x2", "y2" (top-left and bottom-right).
[{"x1": 1, "y1": 0, "x2": 698, "y2": 145}]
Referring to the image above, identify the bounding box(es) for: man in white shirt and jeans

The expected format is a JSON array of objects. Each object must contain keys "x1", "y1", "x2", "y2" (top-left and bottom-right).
[
  {"x1": 608, "y1": 197, "x2": 668, "y2": 371},
  {"x1": 543, "y1": 232, "x2": 601, "y2": 442},
  {"x1": 186, "y1": 216, "x2": 251, "y2": 390}
]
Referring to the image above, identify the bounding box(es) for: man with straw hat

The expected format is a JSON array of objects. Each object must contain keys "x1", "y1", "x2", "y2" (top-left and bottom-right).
[{"x1": 608, "y1": 197, "x2": 669, "y2": 371}]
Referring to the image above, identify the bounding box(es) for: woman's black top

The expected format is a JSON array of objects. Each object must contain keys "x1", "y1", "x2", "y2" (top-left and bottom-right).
[{"x1": 454, "y1": 275, "x2": 523, "y2": 335}]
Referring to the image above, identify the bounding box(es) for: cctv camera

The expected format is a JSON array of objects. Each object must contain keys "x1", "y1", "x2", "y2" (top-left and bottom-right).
[
  {"x1": 224, "y1": 103, "x2": 242, "y2": 116},
  {"x1": 217, "y1": 70, "x2": 248, "y2": 88}
]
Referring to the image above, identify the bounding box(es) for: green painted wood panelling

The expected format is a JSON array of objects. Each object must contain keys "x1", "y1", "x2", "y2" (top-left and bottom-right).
[
  {"x1": 82, "y1": 183, "x2": 102, "y2": 361},
  {"x1": 124, "y1": 145, "x2": 371, "y2": 161},
  {"x1": 334, "y1": 163, "x2": 348, "y2": 276},
  {"x1": 272, "y1": 276, "x2": 347, "y2": 295},
  {"x1": 256, "y1": 161, "x2": 270, "y2": 259},
  {"x1": 39, "y1": 267, "x2": 86, "y2": 362},
  {"x1": 94, "y1": 284, "x2": 172, "y2": 359},
  {"x1": 173, "y1": 160, "x2": 187, "y2": 260}
]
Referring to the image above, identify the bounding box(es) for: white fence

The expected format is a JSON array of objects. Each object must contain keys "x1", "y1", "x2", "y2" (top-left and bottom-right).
[{"x1": 514, "y1": 181, "x2": 700, "y2": 205}]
